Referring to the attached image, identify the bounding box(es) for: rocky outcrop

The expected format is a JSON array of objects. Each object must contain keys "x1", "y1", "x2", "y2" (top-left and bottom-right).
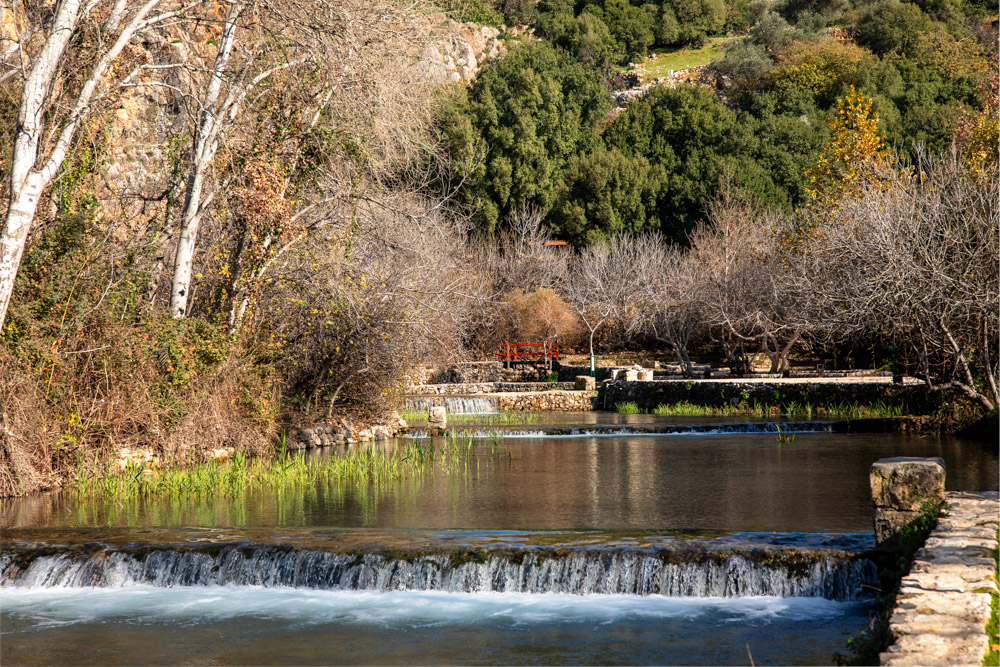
[
  {"x1": 419, "y1": 21, "x2": 504, "y2": 83},
  {"x1": 881, "y1": 491, "x2": 1000, "y2": 666},
  {"x1": 286, "y1": 413, "x2": 408, "y2": 450}
]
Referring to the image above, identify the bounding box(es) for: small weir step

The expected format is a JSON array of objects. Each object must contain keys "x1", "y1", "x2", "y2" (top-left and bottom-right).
[
  {"x1": 404, "y1": 421, "x2": 837, "y2": 438},
  {"x1": 1, "y1": 538, "x2": 878, "y2": 601}
]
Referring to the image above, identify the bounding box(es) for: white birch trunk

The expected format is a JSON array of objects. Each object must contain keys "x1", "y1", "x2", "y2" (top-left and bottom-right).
[
  {"x1": 0, "y1": 0, "x2": 84, "y2": 327},
  {"x1": 1, "y1": 0, "x2": 179, "y2": 328},
  {"x1": 169, "y1": 8, "x2": 240, "y2": 318}
]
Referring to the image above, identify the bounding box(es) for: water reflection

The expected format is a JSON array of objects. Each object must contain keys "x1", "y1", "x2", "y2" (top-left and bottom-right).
[{"x1": 2, "y1": 425, "x2": 996, "y2": 533}]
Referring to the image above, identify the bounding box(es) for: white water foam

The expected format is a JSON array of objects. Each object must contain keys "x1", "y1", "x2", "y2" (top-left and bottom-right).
[{"x1": 0, "y1": 586, "x2": 854, "y2": 629}]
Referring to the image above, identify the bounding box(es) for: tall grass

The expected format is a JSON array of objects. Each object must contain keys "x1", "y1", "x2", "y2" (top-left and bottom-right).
[
  {"x1": 615, "y1": 401, "x2": 642, "y2": 414},
  {"x1": 73, "y1": 434, "x2": 510, "y2": 503}
]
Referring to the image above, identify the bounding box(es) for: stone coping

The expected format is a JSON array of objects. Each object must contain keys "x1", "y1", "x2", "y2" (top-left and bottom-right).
[{"x1": 881, "y1": 490, "x2": 999, "y2": 666}]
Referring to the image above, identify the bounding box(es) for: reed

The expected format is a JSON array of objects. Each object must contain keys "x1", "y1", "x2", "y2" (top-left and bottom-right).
[
  {"x1": 615, "y1": 401, "x2": 642, "y2": 414},
  {"x1": 73, "y1": 434, "x2": 510, "y2": 503}
]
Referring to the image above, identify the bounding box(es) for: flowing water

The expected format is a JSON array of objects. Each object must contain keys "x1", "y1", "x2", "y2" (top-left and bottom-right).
[{"x1": 2, "y1": 412, "x2": 997, "y2": 664}]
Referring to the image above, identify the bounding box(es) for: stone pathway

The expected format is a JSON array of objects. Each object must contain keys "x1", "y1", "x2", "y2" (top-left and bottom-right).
[{"x1": 881, "y1": 490, "x2": 999, "y2": 666}]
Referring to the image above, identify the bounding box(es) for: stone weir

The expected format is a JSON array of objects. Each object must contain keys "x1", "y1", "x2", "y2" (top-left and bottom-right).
[
  {"x1": 0, "y1": 530, "x2": 878, "y2": 601},
  {"x1": 404, "y1": 391, "x2": 594, "y2": 413}
]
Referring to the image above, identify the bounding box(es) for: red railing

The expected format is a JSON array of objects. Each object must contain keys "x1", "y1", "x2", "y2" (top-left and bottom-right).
[{"x1": 496, "y1": 343, "x2": 560, "y2": 365}]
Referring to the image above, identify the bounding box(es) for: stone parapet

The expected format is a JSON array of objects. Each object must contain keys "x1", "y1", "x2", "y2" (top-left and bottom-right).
[{"x1": 881, "y1": 491, "x2": 999, "y2": 666}]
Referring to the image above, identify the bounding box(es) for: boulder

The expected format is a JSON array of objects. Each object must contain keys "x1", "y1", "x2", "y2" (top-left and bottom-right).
[
  {"x1": 637, "y1": 369, "x2": 654, "y2": 381},
  {"x1": 574, "y1": 375, "x2": 596, "y2": 391},
  {"x1": 624, "y1": 369, "x2": 639, "y2": 382},
  {"x1": 871, "y1": 457, "x2": 946, "y2": 550}
]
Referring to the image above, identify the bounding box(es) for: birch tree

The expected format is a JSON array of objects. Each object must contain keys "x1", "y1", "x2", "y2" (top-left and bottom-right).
[{"x1": 0, "y1": 0, "x2": 203, "y2": 329}]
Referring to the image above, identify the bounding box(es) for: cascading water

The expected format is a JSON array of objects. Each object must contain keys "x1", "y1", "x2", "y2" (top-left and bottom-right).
[
  {"x1": 0, "y1": 546, "x2": 878, "y2": 601},
  {"x1": 404, "y1": 396, "x2": 499, "y2": 414}
]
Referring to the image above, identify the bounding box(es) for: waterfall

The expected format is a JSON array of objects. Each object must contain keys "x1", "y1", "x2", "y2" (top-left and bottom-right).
[
  {"x1": 1, "y1": 547, "x2": 877, "y2": 601},
  {"x1": 404, "y1": 396, "x2": 499, "y2": 414}
]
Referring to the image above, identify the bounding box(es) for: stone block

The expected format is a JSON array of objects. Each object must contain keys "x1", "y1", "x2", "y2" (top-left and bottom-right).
[
  {"x1": 641, "y1": 360, "x2": 660, "y2": 369},
  {"x1": 637, "y1": 369, "x2": 654, "y2": 381},
  {"x1": 624, "y1": 369, "x2": 638, "y2": 382},
  {"x1": 574, "y1": 376, "x2": 595, "y2": 391},
  {"x1": 871, "y1": 457, "x2": 945, "y2": 550}
]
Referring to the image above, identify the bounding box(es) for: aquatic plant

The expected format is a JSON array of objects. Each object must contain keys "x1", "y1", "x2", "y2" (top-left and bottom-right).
[
  {"x1": 615, "y1": 401, "x2": 642, "y2": 414},
  {"x1": 72, "y1": 434, "x2": 510, "y2": 503}
]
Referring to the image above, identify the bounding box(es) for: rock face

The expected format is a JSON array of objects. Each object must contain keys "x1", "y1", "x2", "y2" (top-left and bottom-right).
[
  {"x1": 870, "y1": 457, "x2": 946, "y2": 550},
  {"x1": 881, "y1": 491, "x2": 1000, "y2": 666},
  {"x1": 419, "y1": 21, "x2": 504, "y2": 83},
  {"x1": 575, "y1": 376, "x2": 596, "y2": 391}
]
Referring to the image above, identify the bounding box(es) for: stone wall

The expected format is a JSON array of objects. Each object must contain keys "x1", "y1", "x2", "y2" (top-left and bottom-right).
[
  {"x1": 418, "y1": 21, "x2": 504, "y2": 83},
  {"x1": 881, "y1": 491, "x2": 1000, "y2": 666},
  {"x1": 496, "y1": 391, "x2": 595, "y2": 412},
  {"x1": 602, "y1": 379, "x2": 938, "y2": 413},
  {"x1": 408, "y1": 382, "x2": 575, "y2": 395},
  {"x1": 426, "y1": 362, "x2": 553, "y2": 384}
]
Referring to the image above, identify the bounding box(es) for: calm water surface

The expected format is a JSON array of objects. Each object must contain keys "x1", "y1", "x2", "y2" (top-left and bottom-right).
[{"x1": 3, "y1": 413, "x2": 996, "y2": 532}]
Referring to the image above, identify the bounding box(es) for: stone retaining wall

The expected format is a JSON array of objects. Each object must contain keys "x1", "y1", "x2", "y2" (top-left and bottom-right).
[
  {"x1": 406, "y1": 382, "x2": 575, "y2": 395},
  {"x1": 881, "y1": 491, "x2": 999, "y2": 666},
  {"x1": 495, "y1": 391, "x2": 595, "y2": 412},
  {"x1": 603, "y1": 379, "x2": 938, "y2": 413},
  {"x1": 412, "y1": 362, "x2": 553, "y2": 385}
]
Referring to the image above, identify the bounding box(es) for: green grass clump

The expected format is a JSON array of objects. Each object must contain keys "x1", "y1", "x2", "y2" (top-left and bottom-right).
[
  {"x1": 615, "y1": 401, "x2": 642, "y2": 414},
  {"x1": 73, "y1": 434, "x2": 510, "y2": 503},
  {"x1": 985, "y1": 531, "x2": 999, "y2": 666}
]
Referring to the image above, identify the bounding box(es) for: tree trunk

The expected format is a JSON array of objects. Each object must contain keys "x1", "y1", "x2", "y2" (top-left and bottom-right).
[
  {"x1": 0, "y1": 177, "x2": 44, "y2": 325},
  {"x1": 170, "y1": 7, "x2": 240, "y2": 318},
  {"x1": 0, "y1": 0, "x2": 85, "y2": 327}
]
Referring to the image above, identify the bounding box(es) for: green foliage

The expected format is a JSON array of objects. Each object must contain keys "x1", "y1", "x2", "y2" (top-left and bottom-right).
[
  {"x1": 437, "y1": 0, "x2": 506, "y2": 27},
  {"x1": 985, "y1": 531, "x2": 998, "y2": 665},
  {"x1": 855, "y1": 2, "x2": 935, "y2": 57},
  {"x1": 440, "y1": 41, "x2": 611, "y2": 234},
  {"x1": 603, "y1": 85, "x2": 792, "y2": 239},
  {"x1": 549, "y1": 147, "x2": 668, "y2": 244},
  {"x1": 615, "y1": 400, "x2": 643, "y2": 413}
]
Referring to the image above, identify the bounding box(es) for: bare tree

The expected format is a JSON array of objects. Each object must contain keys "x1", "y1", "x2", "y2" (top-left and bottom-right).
[
  {"x1": 687, "y1": 185, "x2": 816, "y2": 375},
  {"x1": 810, "y1": 151, "x2": 999, "y2": 411},
  {"x1": 563, "y1": 234, "x2": 647, "y2": 361}
]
